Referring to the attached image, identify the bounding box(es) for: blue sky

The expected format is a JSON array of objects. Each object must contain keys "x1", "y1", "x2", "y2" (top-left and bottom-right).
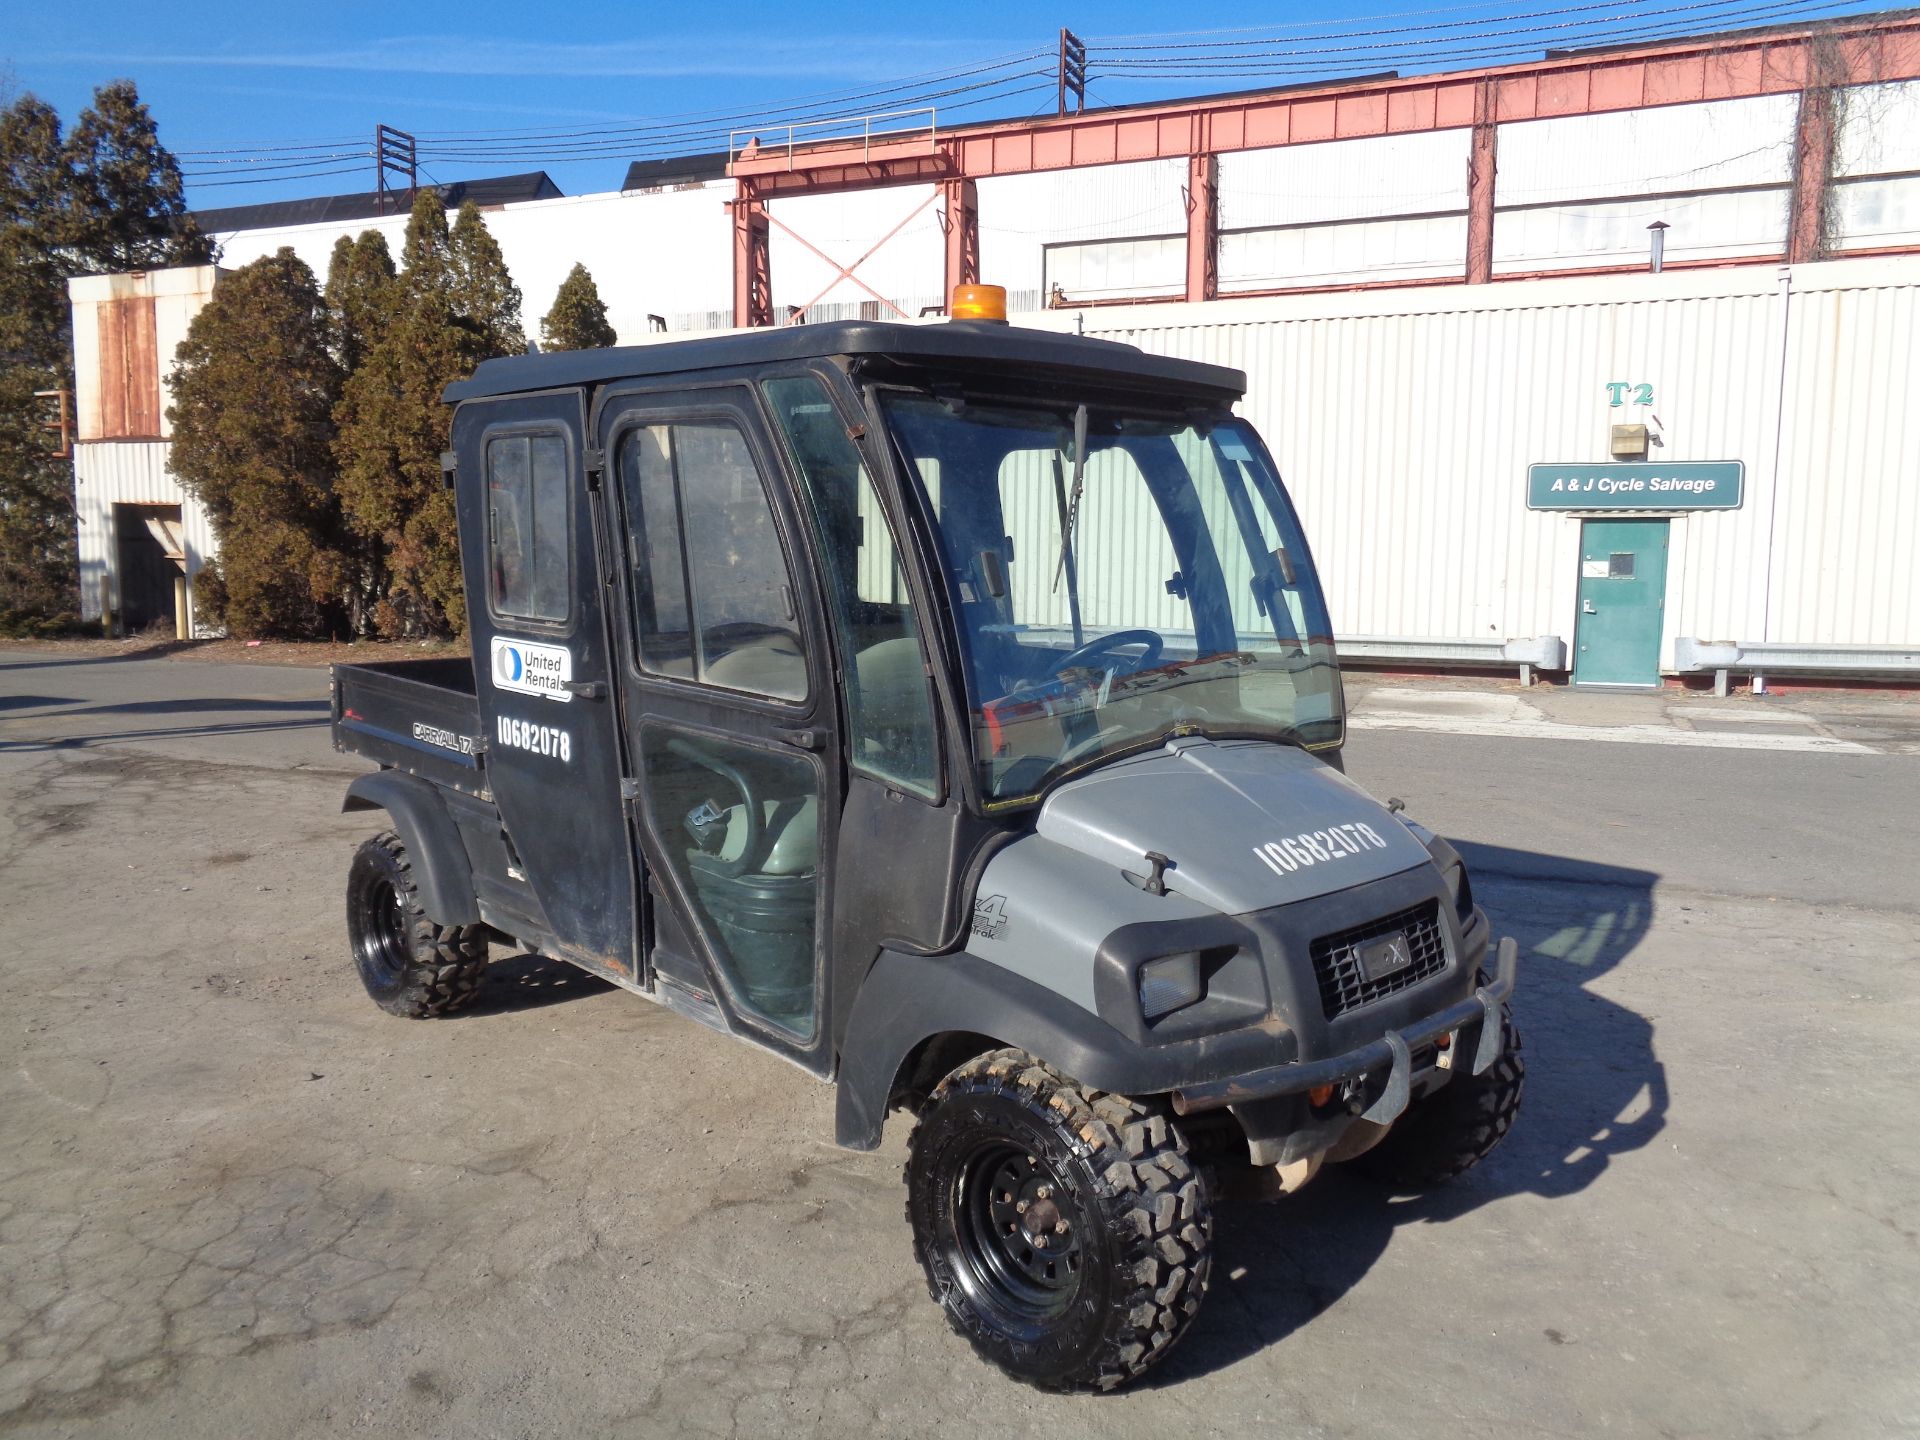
[{"x1": 3, "y1": 0, "x2": 1884, "y2": 207}]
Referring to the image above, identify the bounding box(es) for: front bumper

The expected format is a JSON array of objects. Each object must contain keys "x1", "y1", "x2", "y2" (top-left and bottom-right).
[{"x1": 1170, "y1": 934, "x2": 1518, "y2": 1127}]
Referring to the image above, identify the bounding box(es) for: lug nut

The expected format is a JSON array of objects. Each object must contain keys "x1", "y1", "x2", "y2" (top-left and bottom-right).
[
  {"x1": 1036, "y1": 1185, "x2": 1052, "y2": 1200},
  {"x1": 1054, "y1": 1220, "x2": 1068, "y2": 1234},
  {"x1": 1015, "y1": 1199, "x2": 1028, "y2": 1213}
]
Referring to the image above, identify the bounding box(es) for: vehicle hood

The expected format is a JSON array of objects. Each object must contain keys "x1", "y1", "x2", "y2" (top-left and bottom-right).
[{"x1": 1034, "y1": 737, "x2": 1431, "y2": 915}]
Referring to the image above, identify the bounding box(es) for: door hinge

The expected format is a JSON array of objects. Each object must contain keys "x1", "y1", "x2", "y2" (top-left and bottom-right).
[
  {"x1": 440, "y1": 450, "x2": 458, "y2": 488},
  {"x1": 619, "y1": 776, "x2": 642, "y2": 817},
  {"x1": 583, "y1": 446, "x2": 605, "y2": 489}
]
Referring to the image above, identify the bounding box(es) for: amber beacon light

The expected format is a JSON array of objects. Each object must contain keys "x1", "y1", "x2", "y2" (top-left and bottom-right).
[{"x1": 950, "y1": 284, "x2": 1008, "y2": 323}]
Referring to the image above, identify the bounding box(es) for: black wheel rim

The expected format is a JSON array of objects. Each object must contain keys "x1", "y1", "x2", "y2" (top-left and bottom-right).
[
  {"x1": 354, "y1": 873, "x2": 411, "y2": 989},
  {"x1": 948, "y1": 1141, "x2": 1088, "y2": 1333}
]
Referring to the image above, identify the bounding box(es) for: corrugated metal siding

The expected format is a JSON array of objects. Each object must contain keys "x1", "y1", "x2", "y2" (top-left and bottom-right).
[
  {"x1": 72, "y1": 442, "x2": 217, "y2": 623},
  {"x1": 1769, "y1": 273, "x2": 1920, "y2": 644},
  {"x1": 1017, "y1": 258, "x2": 1920, "y2": 661}
]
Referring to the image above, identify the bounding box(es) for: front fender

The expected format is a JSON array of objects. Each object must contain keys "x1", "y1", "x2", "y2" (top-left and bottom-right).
[
  {"x1": 342, "y1": 771, "x2": 479, "y2": 926},
  {"x1": 833, "y1": 947, "x2": 1291, "y2": 1150}
]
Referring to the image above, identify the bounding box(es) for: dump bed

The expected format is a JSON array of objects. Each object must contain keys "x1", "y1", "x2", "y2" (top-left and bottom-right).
[{"x1": 331, "y1": 657, "x2": 489, "y2": 798}]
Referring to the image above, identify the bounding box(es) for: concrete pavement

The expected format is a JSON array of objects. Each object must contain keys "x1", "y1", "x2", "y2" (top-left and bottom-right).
[{"x1": 2, "y1": 650, "x2": 1917, "y2": 1438}]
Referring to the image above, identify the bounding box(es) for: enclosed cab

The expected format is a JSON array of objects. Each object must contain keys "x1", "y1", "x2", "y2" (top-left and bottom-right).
[{"x1": 331, "y1": 307, "x2": 1523, "y2": 1390}]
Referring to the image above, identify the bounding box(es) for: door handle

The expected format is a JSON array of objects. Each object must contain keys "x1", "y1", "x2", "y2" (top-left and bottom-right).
[
  {"x1": 561, "y1": 679, "x2": 606, "y2": 699},
  {"x1": 774, "y1": 726, "x2": 825, "y2": 750}
]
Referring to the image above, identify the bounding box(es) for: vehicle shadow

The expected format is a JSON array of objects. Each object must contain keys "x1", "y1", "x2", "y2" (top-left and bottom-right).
[
  {"x1": 457, "y1": 951, "x2": 614, "y2": 1016},
  {"x1": 1152, "y1": 841, "x2": 1666, "y2": 1386}
]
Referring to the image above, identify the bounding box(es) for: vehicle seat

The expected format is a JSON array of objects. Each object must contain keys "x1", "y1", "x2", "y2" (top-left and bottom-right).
[{"x1": 697, "y1": 794, "x2": 818, "y2": 877}]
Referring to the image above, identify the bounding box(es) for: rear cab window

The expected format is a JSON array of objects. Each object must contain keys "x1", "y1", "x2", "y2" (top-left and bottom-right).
[{"x1": 486, "y1": 431, "x2": 571, "y2": 625}]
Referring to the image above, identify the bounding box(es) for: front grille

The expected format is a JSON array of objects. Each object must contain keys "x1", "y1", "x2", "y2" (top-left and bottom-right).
[{"x1": 1309, "y1": 898, "x2": 1449, "y2": 1019}]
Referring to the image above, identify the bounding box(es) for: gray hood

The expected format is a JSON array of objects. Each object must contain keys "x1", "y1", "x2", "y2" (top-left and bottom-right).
[{"x1": 1035, "y1": 737, "x2": 1430, "y2": 915}]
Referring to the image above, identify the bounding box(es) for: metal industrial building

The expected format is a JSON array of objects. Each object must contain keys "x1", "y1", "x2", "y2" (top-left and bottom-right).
[{"x1": 65, "y1": 12, "x2": 1920, "y2": 686}]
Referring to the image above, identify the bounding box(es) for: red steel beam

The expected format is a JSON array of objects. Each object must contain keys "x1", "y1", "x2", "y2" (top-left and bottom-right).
[
  {"x1": 941, "y1": 176, "x2": 979, "y2": 305},
  {"x1": 730, "y1": 192, "x2": 771, "y2": 328},
  {"x1": 1465, "y1": 80, "x2": 1498, "y2": 285},
  {"x1": 1184, "y1": 154, "x2": 1218, "y2": 303},
  {"x1": 732, "y1": 15, "x2": 1920, "y2": 196}
]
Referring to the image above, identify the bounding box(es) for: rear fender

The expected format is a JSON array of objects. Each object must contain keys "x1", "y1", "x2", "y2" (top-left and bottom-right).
[{"x1": 342, "y1": 771, "x2": 480, "y2": 926}]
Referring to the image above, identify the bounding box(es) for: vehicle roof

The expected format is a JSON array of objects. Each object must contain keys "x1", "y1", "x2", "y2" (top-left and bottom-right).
[{"x1": 443, "y1": 319, "x2": 1247, "y2": 404}]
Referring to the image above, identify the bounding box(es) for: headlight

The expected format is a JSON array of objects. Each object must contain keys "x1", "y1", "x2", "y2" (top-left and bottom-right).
[{"x1": 1138, "y1": 952, "x2": 1204, "y2": 1019}]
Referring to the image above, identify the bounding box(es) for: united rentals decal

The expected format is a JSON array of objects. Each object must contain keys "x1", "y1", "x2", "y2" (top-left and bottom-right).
[{"x1": 490, "y1": 636, "x2": 573, "y2": 703}]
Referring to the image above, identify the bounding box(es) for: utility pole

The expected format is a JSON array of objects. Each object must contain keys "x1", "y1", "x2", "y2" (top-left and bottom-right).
[
  {"x1": 375, "y1": 125, "x2": 418, "y2": 210},
  {"x1": 1057, "y1": 29, "x2": 1087, "y2": 117}
]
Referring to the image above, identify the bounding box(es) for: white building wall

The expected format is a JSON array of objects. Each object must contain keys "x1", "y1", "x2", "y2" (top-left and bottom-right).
[
  {"x1": 1833, "y1": 78, "x2": 1920, "y2": 252},
  {"x1": 767, "y1": 184, "x2": 945, "y2": 320},
  {"x1": 1493, "y1": 95, "x2": 1799, "y2": 273},
  {"x1": 1017, "y1": 256, "x2": 1920, "y2": 664},
  {"x1": 978, "y1": 159, "x2": 1189, "y2": 307},
  {"x1": 212, "y1": 184, "x2": 739, "y2": 339},
  {"x1": 1219, "y1": 130, "x2": 1471, "y2": 291}
]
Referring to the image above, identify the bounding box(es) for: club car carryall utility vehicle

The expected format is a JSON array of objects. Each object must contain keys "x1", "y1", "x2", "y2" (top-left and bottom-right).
[{"x1": 330, "y1": 291, "x2": 1524, "y2": 1390}]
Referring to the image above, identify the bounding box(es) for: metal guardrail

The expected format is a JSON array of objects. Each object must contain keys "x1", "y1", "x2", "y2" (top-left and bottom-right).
[
  {"x1": 728, "y1": 108, "x2": 938, "y2": 172},
  {"x1": 1674, "y1": 638, "x2": 1920, "y2": 695},
  {"x1": 1337, "y1": 635, "x2": 1568, "y2": 687}
]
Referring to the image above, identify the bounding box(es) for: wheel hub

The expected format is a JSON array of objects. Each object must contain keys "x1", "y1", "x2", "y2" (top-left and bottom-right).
[{"x1": 954, "y1": 1144, "x2": 1086, "y2": 1316}]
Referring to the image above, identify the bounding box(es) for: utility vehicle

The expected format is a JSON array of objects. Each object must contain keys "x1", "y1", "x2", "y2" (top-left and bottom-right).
[{"x1": 331, "y1": 290, "x2": 1524, "y2": 1390}]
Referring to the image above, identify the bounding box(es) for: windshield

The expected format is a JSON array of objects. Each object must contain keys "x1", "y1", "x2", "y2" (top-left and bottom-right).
[{"x1": 881, "y1": 390, "x2": 1342, "y2": 803}]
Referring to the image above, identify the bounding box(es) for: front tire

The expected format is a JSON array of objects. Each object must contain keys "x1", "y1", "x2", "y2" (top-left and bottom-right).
[
  {"x1": 905, "y1": 1049, "x2": 1211, "y2": 1391},
  {"x1": 346, "y1": 831, "x2": 487, "y2": 1017},
  {"x1": 1350, "y1": 1009, "x2": 1525, "y2": 1189}
]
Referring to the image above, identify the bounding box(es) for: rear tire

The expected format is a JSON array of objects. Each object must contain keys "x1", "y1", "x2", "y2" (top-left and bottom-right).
[
  {"x1": 1350, "y1": 1009, "x2": 1525, "y2": 1189},
  {"x1": 346, "y1": 831, "x2": 487, "y2": 1018},
  {"x1": 905, "y1": 1048, "x2": 1211, "y2": 1391}
]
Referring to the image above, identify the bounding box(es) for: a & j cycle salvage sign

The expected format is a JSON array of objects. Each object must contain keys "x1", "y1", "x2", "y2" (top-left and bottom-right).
[{"x1": 1527, "y1": 460, "x2": 1745, "y2": 511}]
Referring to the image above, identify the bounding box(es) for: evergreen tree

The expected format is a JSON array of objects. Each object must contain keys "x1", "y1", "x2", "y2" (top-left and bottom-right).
[
  {"x1": 541, "y1": 262, "x2": 617, "y2": 351},
  {"x1": 334, "y1": 191, "x2": 481, "y2": 636},
  {"x1": 0, "y1": 80, "x2": 208, "y2": 619},
  {"x1": 447, "y1": 201, "x2": 524, "y2": 355},
  {"x1": 168, "y1": 249, "x2": 350, "y2": 638},
  {"x1": 324, "y1": 229, "x2": 397, "y2": 376},
  {"x1": 63, "y1": 81, "x2": 213, "y2": 274},
  {"x1": 0, "y1": 96, "x2": 72, "y2": 367}
]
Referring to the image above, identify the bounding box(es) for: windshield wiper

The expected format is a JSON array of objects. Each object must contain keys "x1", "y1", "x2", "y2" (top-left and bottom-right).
[{"x1": 1051, "y1": 402, "x2": 1088, "y2": 603}]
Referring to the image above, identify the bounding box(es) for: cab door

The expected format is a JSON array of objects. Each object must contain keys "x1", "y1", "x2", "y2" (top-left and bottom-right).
[
  {"x1": 452, "y1": 389, "x2": 639, "y2": 982},
  {"x1": 595, "y1": 384, "x2": 843, "y2": 1073}
]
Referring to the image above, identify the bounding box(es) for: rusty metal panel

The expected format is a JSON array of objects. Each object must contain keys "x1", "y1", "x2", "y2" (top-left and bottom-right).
[{"x1": 95, "y1": 296, "x2": 161, "y2": 440}]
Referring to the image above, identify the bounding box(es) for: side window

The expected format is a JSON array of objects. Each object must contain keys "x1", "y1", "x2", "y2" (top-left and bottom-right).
[
  {"x1": 764, "y1": 375, "x2": 940, "y2": 798},
  {"x1": 618, "y1": 418, "x2": 806, "y2": 702},
  {"x1": 486, "y1": 432, "x2": 570, "y2": 623}
]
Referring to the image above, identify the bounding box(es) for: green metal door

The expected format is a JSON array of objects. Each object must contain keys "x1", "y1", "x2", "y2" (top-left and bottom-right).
[{"x1": 1573, "y1": 518, "x2": 1669, "y2": 686}]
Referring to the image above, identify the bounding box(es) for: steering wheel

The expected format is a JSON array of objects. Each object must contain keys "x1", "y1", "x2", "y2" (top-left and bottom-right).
[{"x1": 1045, "y1": 629, "x2": 1164, "y2": 678}]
